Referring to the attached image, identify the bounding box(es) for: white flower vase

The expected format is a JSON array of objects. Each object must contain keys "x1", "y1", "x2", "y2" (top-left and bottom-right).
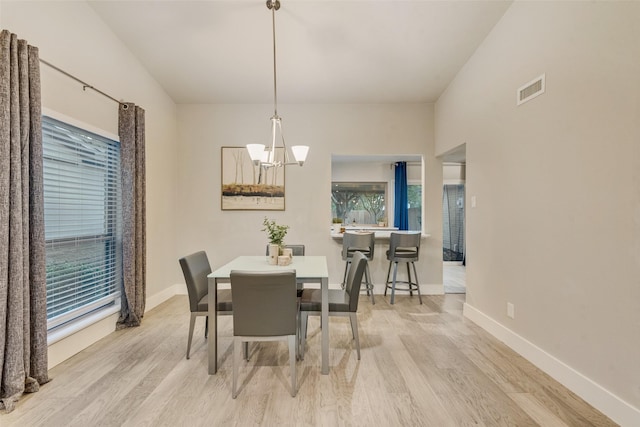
[{"x1": 268, "y1": 244, "x2": 279, "y2": 265}]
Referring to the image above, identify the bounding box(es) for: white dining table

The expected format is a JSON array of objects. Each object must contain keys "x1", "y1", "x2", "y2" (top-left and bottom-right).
[{"x1": 207, "y1": 255, "x2": 330, "y2": 375}]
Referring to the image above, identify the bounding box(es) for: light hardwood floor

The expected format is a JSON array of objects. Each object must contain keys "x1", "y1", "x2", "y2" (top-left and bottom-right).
[
  {"x1": 3, "y1": 294, "x2": 615, "y2": 426},
  {"x1": 444, "y1": 263, "x2": 466, "y2": 294}
]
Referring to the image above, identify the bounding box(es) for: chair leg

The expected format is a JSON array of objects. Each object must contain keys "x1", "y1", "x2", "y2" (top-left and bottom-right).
[
  {"x1": 411, "y1": 261, "x2": 423, "y2": 304},
  {"x1": 288, "y1": 335, "x2": 297, "y2": 397},
  {"x1": 204, "y1": 315, "x2": 208, "y2": 339},
  {"x1": 342, "y1": 260, "x2": 350, "y2": 289},
  {"x1": 390, "y1": 262, "x2": 399, "y2": 304},
  {"x1": 363, "y1": 265, "x2": 370, "y2": 296},
  {"x1": 186, "y1": 313, "x2": 197, "y2": 359},
  {"x1": 243, "y1": 342, "x2": 249, "y2": 360},
  {"x1": 300, "y1": 312, "x2": 308, "y2": 360},
  {"x1": 406, "y1": 262, "x2": 413, "y2": 296},
  {"x1": 232, "y1": 338, "x2": 241, "y2": 399},
  {"x1": 349, "y1": 313, "x2": 361, "y2": 360},
  {"x1": 296, "y1": 312, "x2": 300, "y2": 360},
  {"x1": 364, "y1": 264, "x2": 375, "y2": 304},
  {"x1": 384, "y1": 261, "x2": 392, "y2": 296},
  {"x1": 296, "y1": 309, "x2": 304, "y2": 360}
]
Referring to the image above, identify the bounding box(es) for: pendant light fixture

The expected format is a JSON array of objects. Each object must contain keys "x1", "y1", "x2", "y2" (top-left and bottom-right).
[{"x1": 246, "y1": 0, "x2": 309, "y2": 168}]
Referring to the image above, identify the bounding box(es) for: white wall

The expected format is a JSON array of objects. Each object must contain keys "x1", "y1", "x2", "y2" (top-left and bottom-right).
[
  {"x1": 443, "y1": 164, "x2": 465, "y2": 184},
  {"x1": 1, "y1": 1, "x2": 180, "y2": 366},
  {"x1": 332, "y1": 161, "x2": 394, "y2": 184},
  {"x1": 435, "y1": 1, "x2": 640, "y2": 424},
  {"x1": 176, "y1": 103, "x2": 443, "y2": 292}
]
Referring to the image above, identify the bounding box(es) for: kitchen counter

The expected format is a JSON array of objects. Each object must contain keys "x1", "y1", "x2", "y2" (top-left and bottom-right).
[{"x1": 330, "y1": 226, "x2": 430, "y2": 240}]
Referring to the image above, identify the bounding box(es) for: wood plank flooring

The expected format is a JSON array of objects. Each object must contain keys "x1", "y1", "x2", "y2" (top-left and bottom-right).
[
  {"x1": 444, "y1": 263, "x2": 466, "y2": 294},
  {"x1": 2, "y1": 294, "x2": 616, "y2": 426}
]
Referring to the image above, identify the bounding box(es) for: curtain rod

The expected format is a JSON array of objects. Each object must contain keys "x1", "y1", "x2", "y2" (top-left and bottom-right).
[
  {"x1": 39, "y1": 58, "x2": 123, "y2": 105},
  {"x1": 391, "y1": 161, "x2": 422, "y2": 167}
]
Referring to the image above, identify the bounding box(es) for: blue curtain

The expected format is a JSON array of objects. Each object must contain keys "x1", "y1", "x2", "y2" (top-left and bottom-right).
[{"x1": 394, "y1": 162, "x2": 409, "y2": 230}]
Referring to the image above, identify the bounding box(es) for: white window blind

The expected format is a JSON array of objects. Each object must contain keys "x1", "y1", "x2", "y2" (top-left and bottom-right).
[{"x1": 42, "y1": 115, "x2": 122, "y2": 331}]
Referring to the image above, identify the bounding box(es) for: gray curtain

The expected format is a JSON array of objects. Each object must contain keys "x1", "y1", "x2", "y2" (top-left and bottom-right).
[
  {"x1": 0, "y1": 29, "x2": 49, "y2": 413},
  {"x1": 116, "y1": 103, "x2": 146, "y2": 329}
]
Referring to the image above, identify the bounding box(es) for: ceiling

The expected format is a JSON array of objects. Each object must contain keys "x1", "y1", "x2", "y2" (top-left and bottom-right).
[{"x1": 89, "y1": 0, "x2": 511, "y2": 105}]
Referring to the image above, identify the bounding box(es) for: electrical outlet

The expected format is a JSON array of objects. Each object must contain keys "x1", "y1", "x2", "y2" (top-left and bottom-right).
[{"x1": 507, "y1": 302, "x2": 515, "y2": 319}]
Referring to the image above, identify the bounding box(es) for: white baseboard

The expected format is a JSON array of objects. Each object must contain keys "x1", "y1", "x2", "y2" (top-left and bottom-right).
[
  {"x1": 293, "y1": 283, "x2": 445, "y2": 295},
  {"x1": 463, "y1": 303, "x2": 640, "y2": 427},
  {"x1": 145, "y1": 283, "x2": 186, "y2": 312},
  {"x1": 422, "y1": 284, "x2": 445, "y2": 295},
  {"x1": 368, "y1": 283, "x2": 444, "y2": 295}
]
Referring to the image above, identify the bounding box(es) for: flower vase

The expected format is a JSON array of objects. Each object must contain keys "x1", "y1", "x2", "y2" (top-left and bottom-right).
[{"x1": 268, "y1": 244, "x2": 280, "y2": 265}]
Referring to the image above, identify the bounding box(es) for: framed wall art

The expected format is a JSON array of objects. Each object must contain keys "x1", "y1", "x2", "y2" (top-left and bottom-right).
[{"x1": 221, "y1": 146, "x2": 285, "y2": 210}]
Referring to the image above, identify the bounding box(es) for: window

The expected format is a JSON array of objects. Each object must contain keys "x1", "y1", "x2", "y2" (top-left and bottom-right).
[
  {"x1": 331, "y1": 182, "x2": 386, "y2": 225},
  {"x1": 331, "y1": 155, "x2": 423, "y2": 230},
  {"x1": 42, "y1": 115, "x2": 122, "y2": 331},
  {"x1": 407, "y1": 183, "x2": 422, "y2": 231}
]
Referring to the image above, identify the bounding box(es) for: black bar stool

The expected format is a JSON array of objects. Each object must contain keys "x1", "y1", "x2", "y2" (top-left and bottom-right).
[
  {"x1": 384, "y1": 232, "x2": 422, "y2": 304},
  {"x1": 341, "y1": 232, "x2": 375, "y2": 304}
]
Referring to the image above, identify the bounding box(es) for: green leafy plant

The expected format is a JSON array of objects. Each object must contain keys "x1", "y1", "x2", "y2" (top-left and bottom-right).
[
  {"x1": 262, "y1": 217, "x2": 289, "y2": 247},
  {"x1": 332, "y1": 217, "x2": 342, "y2": 224}
]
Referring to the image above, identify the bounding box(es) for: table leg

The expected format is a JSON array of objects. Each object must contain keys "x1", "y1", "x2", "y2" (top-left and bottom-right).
[
  {"x1": 321, "y1": 277, "x2": 329, "y2": 374},
  {"x1": 208, "y1": 277, "x2": 218, "y2": 374}
]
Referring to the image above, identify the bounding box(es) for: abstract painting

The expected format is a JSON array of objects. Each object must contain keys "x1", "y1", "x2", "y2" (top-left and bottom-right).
[{"x1": 221, "y1": 146, "x2": 285, "y2": 210}]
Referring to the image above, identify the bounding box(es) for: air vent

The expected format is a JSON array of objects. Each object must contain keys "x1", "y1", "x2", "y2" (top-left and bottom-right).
[{"x1": 517, "y1": 74, "x2": 545, "y2": 105}]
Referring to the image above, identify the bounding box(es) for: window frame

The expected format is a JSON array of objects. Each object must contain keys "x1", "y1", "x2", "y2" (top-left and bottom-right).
[{"x1": 42, "y1": 108, "x2": 123, "y2": 341}]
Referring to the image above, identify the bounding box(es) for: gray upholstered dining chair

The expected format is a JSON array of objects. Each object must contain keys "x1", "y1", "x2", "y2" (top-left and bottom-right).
[
  {"x1": 230, "y1": 269, "x2": 299, "y2": 398},
  {"x1": 265, "y1": 244, "x2": 305, "y2": 295},
  {"x1": 341, "y1": 232, "x2": 375, "y2": 304},
  {"x1": 384, "y1": 232, "x2": 423, "y2": 304},
  {"x1": 299, "y1": 251, "x2": 367, "y2": 360},
  {"x1": 179, "y1": 251, "x2": 233, "y2": 359}
]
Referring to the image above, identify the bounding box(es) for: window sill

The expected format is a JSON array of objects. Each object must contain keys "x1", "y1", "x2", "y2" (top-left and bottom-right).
[{"x1": 47, "y1": 304, "x2": 120, "y2": 346}]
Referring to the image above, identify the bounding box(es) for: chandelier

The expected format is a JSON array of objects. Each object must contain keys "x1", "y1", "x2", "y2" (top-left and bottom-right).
[{"x1": 246, "y1": 0, "x2": 309, "y2": 168}]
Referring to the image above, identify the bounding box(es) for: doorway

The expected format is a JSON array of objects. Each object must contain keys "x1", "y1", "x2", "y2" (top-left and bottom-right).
[
  {"x1": 440, "y1": 145, "x2": 467, "y2": 294},
  {"x1": 443, "y1": 184, "x2": 465, "y2": 262},
  {"x1": 443, "y1": 182, "x2": 466, "y2": 294}
]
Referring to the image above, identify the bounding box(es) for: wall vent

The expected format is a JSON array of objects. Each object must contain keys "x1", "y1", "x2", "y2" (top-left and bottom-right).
[{"x1": 517, "y1": 73, "x2": 545, "y2": 105}]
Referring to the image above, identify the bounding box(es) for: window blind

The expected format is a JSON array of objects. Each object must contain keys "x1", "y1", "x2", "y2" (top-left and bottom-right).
[{"x1": 42, "y1": 116, "x2": 122, "y2": 331}]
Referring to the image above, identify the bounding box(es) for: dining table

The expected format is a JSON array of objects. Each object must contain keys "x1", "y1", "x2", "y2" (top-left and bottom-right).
[{"x1": 207, "y1": 255, "x2": 330, "y2": 375}]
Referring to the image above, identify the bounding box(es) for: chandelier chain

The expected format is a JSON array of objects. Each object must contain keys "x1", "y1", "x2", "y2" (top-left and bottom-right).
[
  {"x1": 246, "y1": 0, "x2": 308, "y2": 168},
  {"x1": 271, "y1": 4, "x2": 278, "y2": 117}
]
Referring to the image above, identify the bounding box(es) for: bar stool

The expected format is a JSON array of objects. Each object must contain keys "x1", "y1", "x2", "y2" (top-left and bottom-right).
[
  {"x1": 384, "y1": 232, "x2": 422, "y2": 304},
  {"x1": 341, "y1": 232, "x2": 375, "y2": 304}
]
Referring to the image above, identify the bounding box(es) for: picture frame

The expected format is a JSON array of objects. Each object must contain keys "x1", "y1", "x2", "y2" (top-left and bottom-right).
[{"x1": 221, "y1": 146, "x2": 285, "y2": 210}]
